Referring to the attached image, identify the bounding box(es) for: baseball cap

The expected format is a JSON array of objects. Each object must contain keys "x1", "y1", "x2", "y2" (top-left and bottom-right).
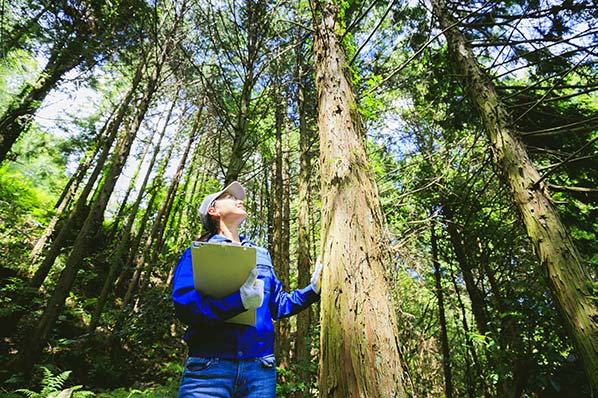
[{"x1": 199, "y1": 181, "x2": 246, "y2": 228}]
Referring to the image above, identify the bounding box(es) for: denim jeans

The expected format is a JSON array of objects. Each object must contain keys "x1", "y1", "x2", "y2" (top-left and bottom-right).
[{"x1": 178, "y1": 355, "x2": 276, "y2": 398}]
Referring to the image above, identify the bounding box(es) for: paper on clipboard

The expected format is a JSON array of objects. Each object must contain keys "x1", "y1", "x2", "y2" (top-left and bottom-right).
[{"x1": 190, "y1": 241, "x2": 257, "y2": 325}]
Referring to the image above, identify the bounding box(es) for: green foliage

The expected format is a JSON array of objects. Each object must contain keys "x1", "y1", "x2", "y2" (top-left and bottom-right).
[
  {"x1": 14, "y1": 367, "x2": 93, "y2": 398},
  {"x1": 1, "y1": 0, "x2": 595, "y2": 396},
  {"x1": 0, "y1": 49, "x2": 40, "y2": 113}
]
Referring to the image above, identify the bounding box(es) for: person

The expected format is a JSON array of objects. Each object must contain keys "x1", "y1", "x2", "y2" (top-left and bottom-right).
[{"x1": 172, "y1": 181, "x2": 322, "y2": 398}]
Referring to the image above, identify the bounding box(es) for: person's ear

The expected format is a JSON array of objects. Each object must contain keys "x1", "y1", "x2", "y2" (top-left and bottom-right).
[{"x1": 207, "y1": 207, "x2": 220, "y2": 218}]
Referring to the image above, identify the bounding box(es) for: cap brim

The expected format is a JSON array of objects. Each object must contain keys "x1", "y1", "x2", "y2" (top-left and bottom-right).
[
  {"x1": 219, "y1": 181, "x2": 245, "y2": 201},
  {"x1": 199, "y1": 181, "x2": 246, "y2": 224}
]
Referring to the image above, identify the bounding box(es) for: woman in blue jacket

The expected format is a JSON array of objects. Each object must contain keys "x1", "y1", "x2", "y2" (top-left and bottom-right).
[{"x1": 172, "y1": 181, "x2": 322, "y2": 398}]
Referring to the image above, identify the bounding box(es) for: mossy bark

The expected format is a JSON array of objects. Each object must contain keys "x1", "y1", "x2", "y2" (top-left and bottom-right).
[
  {"x1": 431, "y1": 0, "x2": 598, "y2": 388},
  {"x1": 312, "y1": 1, "x2": 406, "y2": 396}
]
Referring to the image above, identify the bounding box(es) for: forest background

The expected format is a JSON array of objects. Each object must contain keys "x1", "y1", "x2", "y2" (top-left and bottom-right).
[{"x1": 0, "y1": 0, "x2": 596, "y2": 397}]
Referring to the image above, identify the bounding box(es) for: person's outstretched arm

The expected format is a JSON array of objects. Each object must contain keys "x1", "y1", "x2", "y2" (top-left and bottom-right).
[{"x1": 268, "y1": 257, "x2": 322, "y2": 320}]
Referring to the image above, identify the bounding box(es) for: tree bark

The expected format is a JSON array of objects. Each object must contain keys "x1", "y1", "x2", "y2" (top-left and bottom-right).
[
  {"x1": 29, "y1": 58, "x2": 146, "y2": 289},
  {"x1": 431, "y1": 0, "x2": 598, "y2": 388},
  {"x1": 0, "y1": 39, "x2": 83, "y2": 163},
  {"x1": 87, "y1": 95, "x2": 176, "y2": 333},
  {"x1": 294, "y1": 35, "x2": 315, "y2": 392},
  {"x1": 431, "y1": 223, "x2": 453, "y2": 398},
  {"x1": 14, "y1": 42, "x2": 166, "y2": 373},
  {"x1": 312, "y1": 1, "x2": 406, "y2": 396}
]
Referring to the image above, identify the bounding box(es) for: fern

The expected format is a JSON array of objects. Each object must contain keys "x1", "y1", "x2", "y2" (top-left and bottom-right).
[
  {"x1": 14, "y1": 367, "x2": 94, "y2": 398},
  {"x1": 40, "y1": 369, "x2": 71, "y2": 396},
  {"x1": 14, "y1": 389, "x2": 39, "y2": 398}
]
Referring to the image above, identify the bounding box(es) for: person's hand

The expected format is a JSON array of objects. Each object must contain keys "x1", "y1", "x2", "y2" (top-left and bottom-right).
[
  {"x1": 240, "y1": 268, "x2": 264, "y2": 309},
  {"x1": 310, "y1": 257, "x2": 323, "y2": 294}
]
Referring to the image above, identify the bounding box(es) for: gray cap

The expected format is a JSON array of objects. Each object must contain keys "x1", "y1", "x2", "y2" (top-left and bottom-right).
[{"x1": 199, "y1": 181, "x2": 246, "y2": 228}]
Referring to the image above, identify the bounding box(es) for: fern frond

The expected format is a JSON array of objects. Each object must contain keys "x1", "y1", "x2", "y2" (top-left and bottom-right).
[
  {"x1": 47, "y1": 370, "x2": 72, "y2": 392},
  {"x1": 14, "y1": 388, "x2": 40, "y2": 398}
]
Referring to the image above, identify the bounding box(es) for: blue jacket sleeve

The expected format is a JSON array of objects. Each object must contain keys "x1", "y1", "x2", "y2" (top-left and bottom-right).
[
  {"x1": 268, "y1": 268, "x2": 320, "y2": 321},
  {"x1": 172, "y1": 248, "x2": 246, "y2": 325}
]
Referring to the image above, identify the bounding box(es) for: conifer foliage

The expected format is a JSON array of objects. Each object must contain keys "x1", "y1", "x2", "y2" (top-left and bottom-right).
[{"x1": 0, "y1": 0, "x2": 595, "y2": 396}]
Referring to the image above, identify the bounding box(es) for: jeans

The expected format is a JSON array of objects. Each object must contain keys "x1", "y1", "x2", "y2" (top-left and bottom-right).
[{"x1": 178, "y1": 355, "x2": 276, "y2": 398}]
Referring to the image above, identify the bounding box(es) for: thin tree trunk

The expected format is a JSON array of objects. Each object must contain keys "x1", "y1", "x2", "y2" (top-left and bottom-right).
[
  {"x1": 443, "y1": 206, "x2": 490, "y2": 336},
  {"x1": 312, "y1": 1, "x2": 406, "y2": 396},
  {"x1": 113, "y1": 133, "x2": 179, "y2": 297},
  {"x1": 431, "y1": 222, "x2": 453, "y2": 398},
  {"x1": 29, "y1": 127, "x2": 106, "y2": 263},
  {"x1": 294, "y1": 37, "x2": 315, "y2": 392},
  {"x1": 87, "y1": 95, "x2": 176, "y2": 333},
  {"x1": 432, "y1": 0, "x2": 598, "y2": 388},
  {"x1": 0, "y1": 40, "x2": 83, "y2": 163},
  {"x1": 278, "y1": 108, "x2": 291, "y2": 365},
  {"x1": 122, "y1": 115, "x2": 199, "y2": 313},
  {"x1": 29, "y1": 58, "x2": 146, "y2": 289},
  {"x1": 448, "y1": 263, "x2": 490, "y2": 398},
  {"x1": 272, "y1": 69, "x2": 291, "y2": 368},
  {"x1": 108, "y1": 127, "x2": 155, "y2": 237},
  {"x1": 165, "y1": 118, "x2": 203, "y2": 248},
  {"x1": 14, "y1": 44, "x2": 165, "y2": 374}
]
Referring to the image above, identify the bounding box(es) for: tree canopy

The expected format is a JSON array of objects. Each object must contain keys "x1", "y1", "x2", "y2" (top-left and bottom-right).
[{"x1": 0, "y1": 0, "x2": 595, "y2": 397}]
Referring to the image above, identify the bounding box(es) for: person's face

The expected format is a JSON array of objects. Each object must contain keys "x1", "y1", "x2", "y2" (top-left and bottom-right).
[{"x1": 209, "y1": 192, "x2": 247, "y2": 225}]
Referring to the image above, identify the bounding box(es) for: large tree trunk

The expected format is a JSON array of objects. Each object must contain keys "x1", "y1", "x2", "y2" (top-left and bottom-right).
[
  {"x1": 0, "y1": 40, "x2": 83, "y2": 163},
  {"x1": 431, "y1": 0, "x2": 598, "y2": 388},
  {"x1": 312, "y1": 1, "x2": 406, "y2": 396},
  {"x1": 431, "y1": 223, "x2": 453, "y2": 398}
]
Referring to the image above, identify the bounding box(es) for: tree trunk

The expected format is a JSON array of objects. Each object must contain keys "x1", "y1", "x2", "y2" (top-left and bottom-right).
[
  {"x1": 432, "y1": 0, "x2": 598, "y2": 388},
  {"x1": 0, "y1": 40, "x2": 83, "y2": 163},
  {"x1": 121, "y1": 116, "x2": 199, "y2": 313},
  {"x1": 14, "y1": 45, "x2": 165, "y2": 374},
  {"x1": 87, "y1": 95, "x2": 176, "y2": 333},
  {"x1": 448, "y1": 263, "x2": 491, "y2": 398},
  {"x1": 312, "y1": 1, "x2": 406, "y2": 396},
  {"x1": 29, "y1": 137, "x2": 101, "y2": 263},
  {"x1": 294, "y1": 36, "x2": 315, "y2": 393},
  {"x1": 29, "y1": 58, "x2": 146, "y2": 289},
  {"x1": 164, "y1": 109, "x2": 204, "y2": 249},
  {"x1": 443, "y1": 205, "x2": 490, "y2": 336},
  {"x1": 431, "y1": 223, "x2": 453, "y2": 398},
  {"x1": 272, "y1": 70, "x2": 291, "y2": 369},
  {"x1": 108, "y1": 125, "x2": 155, "y2": 237}
]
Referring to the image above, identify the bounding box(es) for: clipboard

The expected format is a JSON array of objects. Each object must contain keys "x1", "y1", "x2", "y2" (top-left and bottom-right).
[{"x1": 190, "y1": 241, "x2": 257, "y2": 325}]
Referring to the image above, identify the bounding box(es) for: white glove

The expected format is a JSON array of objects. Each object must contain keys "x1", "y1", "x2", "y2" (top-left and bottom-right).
[
  {"x1": 310, "y1": 257, "x2": 323, "y2": 294},
  {"x1": 240, "y1": 268, "x2": 264, "y2": 309}
]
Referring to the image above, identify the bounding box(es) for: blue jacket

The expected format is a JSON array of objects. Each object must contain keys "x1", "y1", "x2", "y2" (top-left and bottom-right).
[{"x1": 172, "y1": 234, "x2": 320, "y2": 359}]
